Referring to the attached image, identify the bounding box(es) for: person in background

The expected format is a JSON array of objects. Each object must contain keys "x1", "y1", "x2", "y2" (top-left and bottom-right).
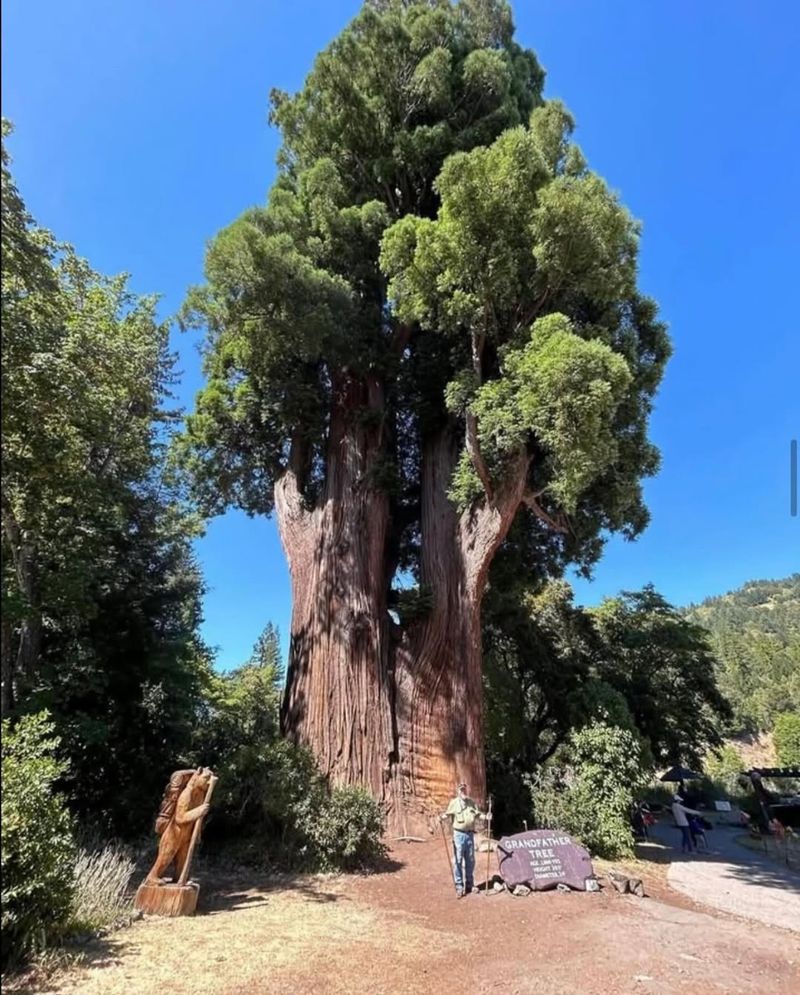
[
  {"x1": 672, "y1": 793, "x2": 703, "y2": 854},
  {"x1": 631, "y1": 801, "x2": 649, "y2": 840},
  {"x1": 441, "y1": 781, "x2": 484, "y2": 898},
  {"x1": 688, "y1": 813, "x2": 709, "y2": 850}
]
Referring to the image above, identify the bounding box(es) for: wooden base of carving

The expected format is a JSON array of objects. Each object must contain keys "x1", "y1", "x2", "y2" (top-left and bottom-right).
[{"x1": 134, "y1": 881, "x2": 199, "y2": 917}]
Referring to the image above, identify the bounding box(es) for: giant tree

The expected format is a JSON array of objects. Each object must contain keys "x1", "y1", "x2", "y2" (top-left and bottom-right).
[{"x1": 181, "y1": 0, "x2": 670, "y2": 830}]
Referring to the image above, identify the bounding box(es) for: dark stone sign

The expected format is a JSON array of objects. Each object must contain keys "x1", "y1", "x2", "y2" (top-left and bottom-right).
[{"x1": 496, "y1": 830, "x2": 594, "y2": 892}]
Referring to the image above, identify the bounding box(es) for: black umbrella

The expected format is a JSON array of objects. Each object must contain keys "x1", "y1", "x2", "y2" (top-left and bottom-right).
[{"x1": 660, "y1": 765, "x2": 701, "y2": 783}]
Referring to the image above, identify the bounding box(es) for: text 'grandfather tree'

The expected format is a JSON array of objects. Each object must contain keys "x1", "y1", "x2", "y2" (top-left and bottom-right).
[{"x1": 180, "y1": 0, "x2": 670, "y2": 832}]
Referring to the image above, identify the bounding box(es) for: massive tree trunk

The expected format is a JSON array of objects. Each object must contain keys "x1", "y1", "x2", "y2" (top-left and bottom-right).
[
  {"x1": 278, "y1": 372, "x2": 397, "y2": 802},
  {"x1": 392, "y1": 428, "x2": 529, "y2": 831},
  {"x1": 277, "y1": 384, "x2": 530, "y2": 834}
]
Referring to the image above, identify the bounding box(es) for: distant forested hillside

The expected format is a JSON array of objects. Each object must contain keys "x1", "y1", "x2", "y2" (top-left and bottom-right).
[{"x1": 686, "y1": 575, "x2": 800, "y2": 733}]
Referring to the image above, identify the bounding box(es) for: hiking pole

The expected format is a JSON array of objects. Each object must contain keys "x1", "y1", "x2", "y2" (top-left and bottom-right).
[
  {"x1": 438, "y1": 816, "x2": 456, "y2": 896},
  {"x1": 485, "y1": 794, "x2": 493, "y2": 892}
]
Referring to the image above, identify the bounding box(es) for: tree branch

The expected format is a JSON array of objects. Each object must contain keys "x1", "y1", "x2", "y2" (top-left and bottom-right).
[
  {"x1": 515, "y1": 287, "x2": 550, "y2": 335},
  {"x1": 274, "y1": 434, "x2": 311, "y2": 565},
  {"x1": 465, "y1": 413, "x2": 493, "y2": 500},
  {"x1": 465, "y1": 328, "x2": 493, "y2": 499},
  {"x1": 459, "y1": 450, "x2": 530, "y2": 602},
  {"x1": 522, "y1": 491, "x2": 569, "y2": 534},
  {"x1": 537, "y1": 731, "x2": 568, "y2": 766}
]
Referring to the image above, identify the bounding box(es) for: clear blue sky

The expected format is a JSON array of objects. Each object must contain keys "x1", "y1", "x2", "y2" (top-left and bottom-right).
[{"x1": 3, "y1": 1, "x2": 798, "y2": 670}]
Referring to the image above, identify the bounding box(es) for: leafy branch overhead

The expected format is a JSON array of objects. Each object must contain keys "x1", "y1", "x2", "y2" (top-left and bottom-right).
[
  {"x1": 179, "y1": 1, "x2": 670, "y2": 586},
  {"x1": 381, "y1": 106, "x2": 664, "y2": 516}
]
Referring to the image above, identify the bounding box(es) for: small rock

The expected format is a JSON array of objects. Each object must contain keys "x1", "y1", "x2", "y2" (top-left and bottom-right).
[
  {"x1": 585, "y1": 878, "x2": 601, "y2": 892},
  {"x1": 556, "y1": 883, "x2": 571, "y2": 893},
  {"x1": 513, "y1": 884, "x2": 531, "y2": 897},
  {"x1": 607, "y1": 870, "x2": 645, "y2": 896},
  {"x1": 493, "y1": 881, "x2": 506, "y2": 893}
]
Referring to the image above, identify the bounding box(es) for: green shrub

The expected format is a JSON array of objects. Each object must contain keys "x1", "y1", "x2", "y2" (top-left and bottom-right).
[
  {"x1": 530, "y1": 721, "x2": 649, "y2": 859},
  {"x1": 300, "y1": 785, "x2": 386, "y2": 872},
  {"x1": 70, "y1": 845, "x2": 135, "y2": 933},
  {"x1": 194, "y1": 655, "x2": 386, "y2": 873},
  {"x1": 1, "y1": 713, "x2": 76, "y2": 968},
  {"x1": 774, "y1": 712, "x2": 800, "y2": 766},
  {"x1": 205, "y1": 735, "x2": 327, "y2": 868},
  {"x1": 207, "y1": 740, "x2": 386, "y2": 871}
]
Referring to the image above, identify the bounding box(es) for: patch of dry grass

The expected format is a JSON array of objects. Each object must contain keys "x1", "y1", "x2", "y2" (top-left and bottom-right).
[{"x1": 13, "y1": 874, "x2": 459, "y2": 995}]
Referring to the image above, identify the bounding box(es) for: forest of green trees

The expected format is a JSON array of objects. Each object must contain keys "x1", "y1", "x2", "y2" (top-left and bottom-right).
[
  {"x1": 1, "y1": 0, "x2": 797, "y2": 973},
  {"x1": 685, "y1": 575, "x2": 800, "y2": 736}
]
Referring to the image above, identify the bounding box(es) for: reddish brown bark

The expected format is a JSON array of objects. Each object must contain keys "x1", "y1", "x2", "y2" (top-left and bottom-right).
[
  {"x1": 277, "y1": 373, "x2": 397, "y2": 801},
  {"x1": 392, "y1": 430, "x2": 529, "y2": 832},
  {"x1": 278, "y1": 382, "x2": 530, "y2": 834}
]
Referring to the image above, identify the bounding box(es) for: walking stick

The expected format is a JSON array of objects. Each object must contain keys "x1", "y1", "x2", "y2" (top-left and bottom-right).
[
  {"x1": 485, "y1": 795, "x2": 493, "y2": 892},
  {"x1": 438, "y1": 816, "x2": 457, "y2": 896},
  {"x1": 178, "y1": 774, "x2": 218, "y2": 887}
]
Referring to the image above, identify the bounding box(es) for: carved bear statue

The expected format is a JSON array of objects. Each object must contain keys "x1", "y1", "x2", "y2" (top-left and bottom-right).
[{"x1": 145, "y1": 767, "x2": 214, "y2": 884}]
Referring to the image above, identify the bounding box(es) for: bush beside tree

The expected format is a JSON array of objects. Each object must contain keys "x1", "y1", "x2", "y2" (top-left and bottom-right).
[
  {"x1": 193, "y1": 626, "x2": 385, "y2": 871},
  {"x1": 530, "y1": 721, "x2": 649, "y2": 859},
  {"x1": 301, "y1": 786, "x2": 387, "y2": 872},
  {"x1": 1, "y1": 714, "x2": 76, "y2": 969}
]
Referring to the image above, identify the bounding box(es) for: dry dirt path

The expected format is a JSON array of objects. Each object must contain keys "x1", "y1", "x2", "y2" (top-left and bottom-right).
[
  {"x1": 8, "y1": 841, "x2": 799, "y2": 995},
  {"x1": 648, "y1": 820, "x2": 800, "y2": 932}
]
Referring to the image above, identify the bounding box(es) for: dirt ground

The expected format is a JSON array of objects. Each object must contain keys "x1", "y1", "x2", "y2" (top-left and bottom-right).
[{"x1": 8, "y1": 840, "x2": 798, "y2": 995}]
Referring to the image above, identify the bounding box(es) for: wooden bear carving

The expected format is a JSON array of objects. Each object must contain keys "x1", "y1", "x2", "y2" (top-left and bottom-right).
[{"x1": 145, "y1": 766, "x2": 215, "y2": 884}]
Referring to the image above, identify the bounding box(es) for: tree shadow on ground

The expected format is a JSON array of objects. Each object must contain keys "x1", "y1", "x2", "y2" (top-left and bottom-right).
[
  {"x1": 635, "y1": 823, "x2": 800, "y2": 897},
  {"x1": 198, "y1": 853, "x2": 406, "y2": 914},
  {"x1": 2, "y1": 933, "x2": 140, "y2": 995},
  {"x1": 200, "y1": 871, "x2": 343, "y2": 913},
  {"x1": 720, "y1": 858, "x2": 800, "y2": 896}
]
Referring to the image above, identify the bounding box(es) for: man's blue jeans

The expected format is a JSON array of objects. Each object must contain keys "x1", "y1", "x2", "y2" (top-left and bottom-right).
[{"x1": 452, "y1": 830, "x2": 475, "y2": 893}]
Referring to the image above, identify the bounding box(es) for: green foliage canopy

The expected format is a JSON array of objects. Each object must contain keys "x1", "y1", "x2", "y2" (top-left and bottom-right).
[
  {"x1": 531, "y1": 720, "x2": 648, "y2": 859},
  {"x1": 179, "y1": 0, "x2": 669, "y2": 584},
  {"x1": 590, "y1": 586, "x2": 730, "y2": 767},
  {"x1": 2, "y1": 121, "x2": 214, "y2": 836}
]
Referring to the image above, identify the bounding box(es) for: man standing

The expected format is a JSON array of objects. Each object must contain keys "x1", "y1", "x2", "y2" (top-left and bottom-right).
[{"x1": 441, "y1": 782, "x2": 484, "y2": 898}]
